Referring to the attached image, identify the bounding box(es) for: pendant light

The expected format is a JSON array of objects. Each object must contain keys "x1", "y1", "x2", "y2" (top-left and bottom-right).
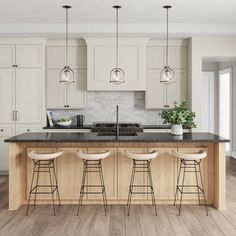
[
  {"x1": 59, "y1": 5, "x2": 74, "y2": 84},
  {"x1": 160, "y1": 5, "x2": 175, "y2": 84},
  {"x1": 110, "y1": 5, "x2": 125, "y2": 85}
]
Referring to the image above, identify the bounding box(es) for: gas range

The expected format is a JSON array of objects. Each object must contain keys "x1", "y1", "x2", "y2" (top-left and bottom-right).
[{"x1": 92, "y1": 122, "x2": 143, "y2": 133}]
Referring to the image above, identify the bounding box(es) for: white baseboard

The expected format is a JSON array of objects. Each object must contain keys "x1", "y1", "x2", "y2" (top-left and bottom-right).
[
  {"x1": 231, "y1": 151, "x2": 236, "y2": 159},
  {"x1": 0, "y1": 171, "x2": 9, "y2": 176}
]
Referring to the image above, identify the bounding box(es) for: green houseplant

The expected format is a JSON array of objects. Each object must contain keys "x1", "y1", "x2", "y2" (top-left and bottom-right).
[{"x1": 160, "y1": 101, "x2": 197, "y2": 135}]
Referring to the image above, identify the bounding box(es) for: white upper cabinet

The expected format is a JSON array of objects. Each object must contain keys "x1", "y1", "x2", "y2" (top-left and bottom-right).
[
  {"x1": 145, "y1": 40, "x2": 188, "y2": 109},
  {"x1": 46, "y1": 70, "x2": 66, "y2": 109},
  {"x1": 15, "y1": 69, "x2": 42, "y2": 123},
  {"x1": 67, "y1": 70, "x2": 87, "y2": 109},
  {"x1": 46, "y1": 46, "x2": 87, "y2": 69},
  {"x1": 0, "y1": 69, "x2": 15, "y2": 123},
  {"x1": 46, "y1": 39, "x2": 88, "y2": 109},
  {"x1": 85, "y1": 38, "x2": 148, "y2": 91},
  {"x1": 16, "y1": 45, "x2": 42, "y2": 68},
  {"x1": 0, "y1": 45, "x2": 15, "y2": 68}
]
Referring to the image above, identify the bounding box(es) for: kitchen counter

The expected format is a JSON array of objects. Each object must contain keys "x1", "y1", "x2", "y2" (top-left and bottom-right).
[
  {"x1": 5, "y1": 132, "x2": 229, "y2": 143},
  {"x1": 43, "y1": 125, "x2": 93, "y2": 129},
  {"x1": 6, "y1": 132, "x2": 228, "y2": 211}
]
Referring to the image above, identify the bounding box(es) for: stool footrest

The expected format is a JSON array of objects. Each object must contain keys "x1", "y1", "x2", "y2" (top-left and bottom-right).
[{"x1": 30, "y1": 185, "x2": 58, "y2": 195}]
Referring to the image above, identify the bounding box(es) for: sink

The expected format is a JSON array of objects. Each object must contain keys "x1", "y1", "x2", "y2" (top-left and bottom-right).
[{"x1": 97, "y1": 132, "x2": 138, "y2": 136}]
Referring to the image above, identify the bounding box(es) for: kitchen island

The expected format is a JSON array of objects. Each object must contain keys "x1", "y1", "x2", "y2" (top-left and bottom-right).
[{"x1": 5, "y1": 132, "x2": 229, "y2": 211}]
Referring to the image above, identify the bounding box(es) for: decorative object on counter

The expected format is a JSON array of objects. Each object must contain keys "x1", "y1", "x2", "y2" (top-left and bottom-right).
[
  {"x1": 110, "y1": 5, "x2": 125, "y2": 85},
  {"x1": 46, "y1": 111, "x2": 54, "y2": 127},
  {"x1": 59, "y1": 5, "x2": 75, "y2": 84},
  {"x1": 56, "y1": 117, "x2": 72, "y2": 127},
  {"x1": 77, "y1": 115, "x2": 85, "y2": 127},
  {"x1": 160, "y1": 101, "x2": 196, "y2": 135},
  {"x1": 160, "y1": 5, "x2": 175, "y2": 84}
]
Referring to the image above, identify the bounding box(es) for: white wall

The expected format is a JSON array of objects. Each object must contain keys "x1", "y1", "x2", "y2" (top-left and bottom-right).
[{"x1": 189, "y1": 37, "x2": 236, "y2": 131}]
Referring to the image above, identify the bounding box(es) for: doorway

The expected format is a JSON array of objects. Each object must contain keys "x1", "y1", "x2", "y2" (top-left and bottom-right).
[{"x1": 219, "y1": 68, "x2": 232, "y2": 153}]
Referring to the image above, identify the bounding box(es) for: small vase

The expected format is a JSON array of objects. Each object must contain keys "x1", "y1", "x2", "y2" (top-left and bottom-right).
[{"x1": 171, "y1": 124, "x2": 183, "y2": 135}]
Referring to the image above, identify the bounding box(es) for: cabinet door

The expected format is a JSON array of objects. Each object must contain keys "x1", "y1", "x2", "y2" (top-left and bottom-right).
[
  {"x1": 147, "y1": 46, "x2": 165, "y2": 69},
  {"x1": 0, "y1": 69, "x2": 15, "y2": 123},
  {"x1": 15, "y1": 125, "x2": 41, "y2": 135},
  {"x1": 148, "y1": 147, "x2": 177, "y2": 200},
  {"x1": 56, "y1": 148, "x2": 85, "y2": 200},
  {"x1": 166, "y1": 70, "x2": 186, "y2": 108},
  {"x1": 145, "y1": 69, "x2": 165, "y2": 109},
  {"x1": 46, "y1": 46, "x2": 65, "y2": 69},
  {"x1": 67, "y1": 70, "x2": 87, "y2": 109},
  {"x1": 0, "y1": 45, "x2": 15, "y2": 68},
  {"x1": 15, "y1": 69, "x2": 42, "y2": 123},
  {"x1": 117, "y1": 148, "x2": 148, "y2": 200},
  {"x1": 169, "y1": 47, "x2": 187, "y2": 69},
  {"x1": 68, "y1": 46, "x2": 87, "y2": 69},
  {"x1": 87, "y1": 148, "x2": 117, "y2": 200},
  {"x1": 0, "y1": 125, "x2": 15, "y2": 171},
  {"x1": 46, "y1": 70, "x2": 66, "y2": 109},
  {"x1": 16, "y1": 45, "x2": 42, "y2": 68}
]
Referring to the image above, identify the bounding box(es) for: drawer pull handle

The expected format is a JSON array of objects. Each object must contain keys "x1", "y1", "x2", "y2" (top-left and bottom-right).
[
  {"x1": 0, "y1": 129, "x2": 3, "y2": 132},
  {"x1": 27, "y1": 129, "x2": 30, "y2": 132}
]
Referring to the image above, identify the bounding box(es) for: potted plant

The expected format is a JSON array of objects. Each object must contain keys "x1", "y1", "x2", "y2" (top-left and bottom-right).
[{"x1": 160, "y1": 101, "x2": 197, "y2": 135}]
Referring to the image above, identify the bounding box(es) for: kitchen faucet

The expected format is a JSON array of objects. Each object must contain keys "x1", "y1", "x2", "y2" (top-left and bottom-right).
[{"x1": 116, "y1": 105, "x2": 119, "y2": 138}]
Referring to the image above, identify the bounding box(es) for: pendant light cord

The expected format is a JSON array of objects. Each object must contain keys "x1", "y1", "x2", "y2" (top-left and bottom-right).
[
  {"x1": 116, "y1": 7, "x2": 119, "y2": 69},
  {"x1": 166, "y1": 7, "x2": 169, "y2": 67},
  {"x1": 65, "y1": 7, "x2": 68, "y2": 67}
]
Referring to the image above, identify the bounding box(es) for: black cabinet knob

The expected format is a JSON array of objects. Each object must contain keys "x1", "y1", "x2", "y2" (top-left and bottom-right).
[
  {"x1": 27, "y1": 129, "x2": 30, "y2": 132},
  {"x1": 0, "y1": 129, "x2": 3, "y2": 132}
]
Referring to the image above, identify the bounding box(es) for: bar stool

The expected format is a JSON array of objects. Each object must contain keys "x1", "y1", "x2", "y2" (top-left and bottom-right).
[
  {"x1": 126, "y1": 150, "x2": 158, "y2": 216},
  {"x1": 26, "y1": 150, "x2": 63, "y2": 216},
  {"x1": 172, "y1": 150, "x2": 208, "y2": 215},
  {"x1": 76, "y1": 150, "x2": 111, "y2": 216}
]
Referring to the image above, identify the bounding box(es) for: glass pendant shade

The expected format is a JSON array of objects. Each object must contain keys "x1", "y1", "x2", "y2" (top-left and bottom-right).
[
  {"x1": 110, "y1": 68, "x2": 125, "y2": 84},
  {"x1": 60, "y1": 66, "x2": 74, "y2": 84},
  {"x1": 161, "y1": 5, "x2": 175, "y2": 84},
  {"x1": 59, "y1": 5, "x2": 74, "y2": 84},
  {"x1": 110, "y1": 5, "x2": 125, "y2": 85},
  {"x1": 160, "y1": 66, "x2": 175, "y2": 83}
]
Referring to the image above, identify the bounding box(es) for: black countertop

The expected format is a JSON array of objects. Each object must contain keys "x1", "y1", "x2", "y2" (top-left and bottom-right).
[
  {"x1": 43, "y1": 125, "x2": 93, "y2": 129},
  {"x1": 5, "y1": 132, "x2": 229, "y2": 143}
]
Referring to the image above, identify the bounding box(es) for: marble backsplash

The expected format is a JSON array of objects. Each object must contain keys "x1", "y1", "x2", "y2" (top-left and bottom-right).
[{"x1": 49, "y1": 92, "x2": 163, "y2": 125}]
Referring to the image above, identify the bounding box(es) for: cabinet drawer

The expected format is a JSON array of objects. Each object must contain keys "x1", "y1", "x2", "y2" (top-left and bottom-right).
[
  {"x1": 0, "y1": 126, "x2": 15, "y2": 137},
  {"x1": 16, "y1": 126, "x2": 41, "y2": 135}
]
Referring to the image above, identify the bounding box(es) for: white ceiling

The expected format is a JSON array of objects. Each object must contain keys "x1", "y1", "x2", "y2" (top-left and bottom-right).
[{"x1": 0, "y1": 0, "x2": 236, "y2": 37}]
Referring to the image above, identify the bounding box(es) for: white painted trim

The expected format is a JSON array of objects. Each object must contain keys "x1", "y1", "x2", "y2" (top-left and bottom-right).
[
  {"x1": 47, "y1": 39, "x2": 86, "y2": 46},
  {"x1": 0, "y1": 38, "x2": 47, "y2": 44}
]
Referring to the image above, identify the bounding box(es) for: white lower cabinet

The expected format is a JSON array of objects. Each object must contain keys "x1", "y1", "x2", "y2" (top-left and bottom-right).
[
  {"x1": 0, "y1": 125, "x2": 15, "y2": 172},
  {"x1": 16, "y1": 125, "x2": 41, "y2": 135}
]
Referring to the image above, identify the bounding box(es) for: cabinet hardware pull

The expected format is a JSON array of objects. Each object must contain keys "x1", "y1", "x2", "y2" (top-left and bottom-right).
[
  {"x1": 0, "y1": 129, "x2": 3, "y2": 132},
  {"x1": 12, "y1": 111, "x2": 15, "y2": 121},
  {"x1": 27, "y1": 129, "x2": 30, "y2": 132},
  {"x1": 15, "y1": 111, "x2": 18, "y2": 121}
]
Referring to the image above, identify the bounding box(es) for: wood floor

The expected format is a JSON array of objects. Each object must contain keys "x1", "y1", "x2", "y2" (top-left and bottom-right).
[{"x1": 1, "y1": 157, "x2": 236, "y2": 236}]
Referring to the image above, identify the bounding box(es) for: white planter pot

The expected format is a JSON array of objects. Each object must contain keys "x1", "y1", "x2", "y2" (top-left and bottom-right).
[{"x1": 171, "y1": 124, "x2": 183, "y2": 135}]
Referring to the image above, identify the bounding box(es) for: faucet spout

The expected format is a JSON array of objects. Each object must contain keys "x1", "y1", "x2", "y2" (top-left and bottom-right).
[{"x1": 116, "y1": 105, "x2": 119, "y2": 138}]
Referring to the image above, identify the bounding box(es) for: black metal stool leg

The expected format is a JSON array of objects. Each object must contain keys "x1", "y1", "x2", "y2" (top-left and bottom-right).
[
  {"x1": 178, "y1": 160, "x2": 186, "y2": 216},
  {"x1": 198, "y1": 161, "x2": 208, "y2": 216},
  {"x1": 33, "y1": 161, "x2": 40, "y2": 206},
  {"x1": 127, "y1": 160, "x2": 135, "y2": 206},
  {"x1": 26, "y1": 161, "x2": 37, "y2": 216},
  {"x1": 194, "y1": 161, "x2": 201, "y2": 206},
  {"x1": 147, "y1": 160, "x2": 157, "y2": 216},
  {"x1": 98, "y1": 160, "x2": 107, "y2": 215},
  {"x1": 174, "y1": 160, "x2": 182, "y2": 206},
  {"x1": 77, "y1": 160, "x2": 87, "y2": 216},
  {"x1": 48, "y1": 161, "x2": 56, "y2": 216},
  {"x1": 52, "y1": 160, "x2": 61, "y2": 206},
  {"x1": 127, "y1": 160, "x2": 136, "y2": 216}
]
